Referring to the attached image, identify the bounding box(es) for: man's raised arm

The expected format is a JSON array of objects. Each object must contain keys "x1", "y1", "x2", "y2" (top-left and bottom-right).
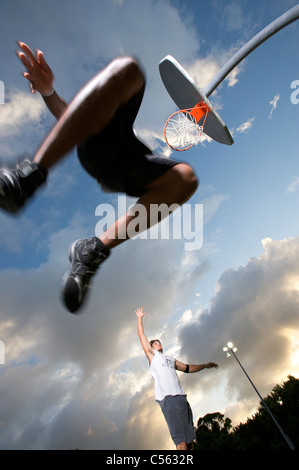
[
  {"x1": 135, "y1": 307, "x2": 154, "y2": 364},
  {"x1": 17, "y1": 41, "x2": 68, "y2": 119}
]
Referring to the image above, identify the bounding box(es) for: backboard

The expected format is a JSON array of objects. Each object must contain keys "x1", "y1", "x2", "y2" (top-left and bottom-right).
[{"x1": 159, "y1": 55, "x2": 234, "y2": 146}]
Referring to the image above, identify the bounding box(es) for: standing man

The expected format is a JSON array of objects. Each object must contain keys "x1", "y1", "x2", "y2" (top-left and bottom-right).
[
  {"x1": 135, "y1": 307, "x2": 218, "y2": 450},
  {"x1": 0, "y1": 42, "x2": 198, "y2": 313}
]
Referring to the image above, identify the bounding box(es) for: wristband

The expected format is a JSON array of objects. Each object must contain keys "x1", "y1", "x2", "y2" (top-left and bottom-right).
[{"x1": 41, "y1": 87, "x2": 55, "y2": 97}]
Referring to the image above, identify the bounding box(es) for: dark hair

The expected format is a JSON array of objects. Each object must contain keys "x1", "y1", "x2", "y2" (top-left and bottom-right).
[{"x1": 150, "y1": 339, "x2": 161, "y2": 347}]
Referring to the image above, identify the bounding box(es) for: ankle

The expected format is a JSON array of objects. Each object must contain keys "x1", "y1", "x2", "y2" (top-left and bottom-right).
[
  {"x1": 94, "y1": 237, "x2": 110, "y2": 256},
  {"x1": 17, "y1": 160, "x2": 47, "y2": 197}
]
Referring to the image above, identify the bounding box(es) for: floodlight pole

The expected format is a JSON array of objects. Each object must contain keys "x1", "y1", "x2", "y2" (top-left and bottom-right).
[
  {"x1": 204, "y1": 4, "x2": 299, "y2": 97},
  {"x1": 224, "y1": 343, "x2": 295, "y2": 450}
]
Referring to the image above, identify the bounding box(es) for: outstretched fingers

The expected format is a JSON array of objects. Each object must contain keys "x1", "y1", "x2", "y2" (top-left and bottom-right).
[
  {"x1": 17, "y1": 41, "x2": 37, "y2": 67},
  {"x1": 135, "y1": 307, "x2": 146, "y2": 318},
  {"x1": 16, "y1": 41, "x2": 54, "y2": 95},
  {"x1": 36, "y1": 49, "x2": 52, "y2": 73}
]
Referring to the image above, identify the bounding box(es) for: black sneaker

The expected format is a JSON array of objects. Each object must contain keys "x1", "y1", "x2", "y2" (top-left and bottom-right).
[
  {"x1": 0, "y1": 160, "x2": 47, "y2": 213},
  {"x1": 61, "y1": 237, "x2": 110, "y2": 313}
]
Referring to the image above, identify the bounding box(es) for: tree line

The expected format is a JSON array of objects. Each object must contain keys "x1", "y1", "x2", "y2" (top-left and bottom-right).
[{"x1": 194, "y1": 375, "x2": 298, "y2": 450}]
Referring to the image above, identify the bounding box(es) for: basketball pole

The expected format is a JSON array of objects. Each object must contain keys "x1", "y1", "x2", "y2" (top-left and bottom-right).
[{"x1": 204, "y1": 5, "x2": 299, "y2": 98}]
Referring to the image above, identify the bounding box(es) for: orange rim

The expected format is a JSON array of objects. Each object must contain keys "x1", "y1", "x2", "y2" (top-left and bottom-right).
[{"x1": 164, "y1": 101, "x2": 210, "y2": 151}]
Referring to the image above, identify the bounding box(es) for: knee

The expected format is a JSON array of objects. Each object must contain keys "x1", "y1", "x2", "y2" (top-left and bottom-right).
[
  {"x1": 178, "y1": 163, "x2": 199, "y2": 197},
  {"x1": 109, "y1": 56, "x2": 145, "y2": 92}
]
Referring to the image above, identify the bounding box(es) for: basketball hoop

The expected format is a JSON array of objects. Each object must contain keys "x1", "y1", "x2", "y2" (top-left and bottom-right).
[{"x1": 164, "y1": 101, "x2": 210, "y2": 151}]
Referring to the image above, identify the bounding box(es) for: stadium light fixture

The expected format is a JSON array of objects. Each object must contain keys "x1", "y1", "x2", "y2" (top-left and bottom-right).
[{"x1": 223, "y1": 341, "x2": 295, "y2": 450}]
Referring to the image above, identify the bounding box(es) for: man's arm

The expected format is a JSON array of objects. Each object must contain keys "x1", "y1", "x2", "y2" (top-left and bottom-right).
[
  {"x1": 41, "y1": 90, "x2": 67, "y2": 120},
  {"x1": 175, "y1": 360, "x2": 218, "y2": 373},
  {"x1": 135, "y1": 307, "x2": 154, "y2": 364},
  {"x1": 17, "y1": 41, "x2": 68, "y2": 119}
]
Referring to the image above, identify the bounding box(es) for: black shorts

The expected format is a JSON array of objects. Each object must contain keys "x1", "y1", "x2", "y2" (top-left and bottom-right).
[{"x1": 77, "y1": 85, "x2": 180, "y2": 197}]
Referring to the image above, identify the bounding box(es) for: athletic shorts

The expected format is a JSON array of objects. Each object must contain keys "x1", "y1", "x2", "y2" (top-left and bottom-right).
[
  {"x1": 157, "y1": 395, "x2": 195, "y2": 446},
  {"x1": 77, "y1": 84, "x2": 180, "y2": 197}
]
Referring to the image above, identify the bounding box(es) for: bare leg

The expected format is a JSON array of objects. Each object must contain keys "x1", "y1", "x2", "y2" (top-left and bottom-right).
[
  {"x1": 33, "y1": 56, "x2": 145, "y2": 171},
  {"x1": 99, "y1": 163, "x2": 198, "y2": 249},
  {"x1": 177, "y1": 441, "x2": 188, "y2": 451},
  {"x1": 60, "y1": 162, "x2": 198, "y2": 312}
]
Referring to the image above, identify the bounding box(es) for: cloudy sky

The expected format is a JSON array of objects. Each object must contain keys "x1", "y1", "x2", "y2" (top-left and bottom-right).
[{"x1": 0, "y1": 0, "x2": 299, "y2": 450}]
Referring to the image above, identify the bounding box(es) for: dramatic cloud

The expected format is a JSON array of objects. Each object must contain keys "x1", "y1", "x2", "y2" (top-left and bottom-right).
[
  {"x1": 0, "y1": 228, "x2": 209, "y2": 449},
  {"x1": 2, "y1": 233, "x2": 298, "y2": 448},
  {"x1": 178, "y1": 237, "x2": 299, "y2": 425}
]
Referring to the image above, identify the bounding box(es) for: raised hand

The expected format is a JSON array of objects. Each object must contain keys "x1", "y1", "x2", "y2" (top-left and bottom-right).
[
  {"x1": 17, "y1": 41, "x2": 54, "y2": 96},
  {"x1": 135, "y1": 306, "x2": 147, "y2": 318}
]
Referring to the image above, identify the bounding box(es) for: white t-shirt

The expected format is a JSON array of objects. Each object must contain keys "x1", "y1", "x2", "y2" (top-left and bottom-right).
[{"x1": 149, "y1": 350, "x2": 185, "y2": 401}]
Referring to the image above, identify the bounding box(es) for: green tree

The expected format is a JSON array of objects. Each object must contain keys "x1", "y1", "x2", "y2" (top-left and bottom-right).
[
  {"x1": 194, "y1": 376, "x2": 299, "y2": 450},
  {"x1": 233, "y1": 376, "x2": 298, "y2": 450},
  {"x1": 194, "y1": 412, "x2": 233, "y2": 450}
]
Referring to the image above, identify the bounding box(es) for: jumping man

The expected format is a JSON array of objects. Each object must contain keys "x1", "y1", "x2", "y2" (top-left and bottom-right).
[
  {"x1": 135, "y1": 306, "x2": 218, "y2": 450},
  {"x1": 0, "y1": 42, "x2": 198, "y2": 313}
]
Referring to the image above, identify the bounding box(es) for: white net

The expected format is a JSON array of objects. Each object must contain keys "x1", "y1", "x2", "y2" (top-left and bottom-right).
[{"x1": 164, "y1": 111, "x2": 202, "y2": 151}]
